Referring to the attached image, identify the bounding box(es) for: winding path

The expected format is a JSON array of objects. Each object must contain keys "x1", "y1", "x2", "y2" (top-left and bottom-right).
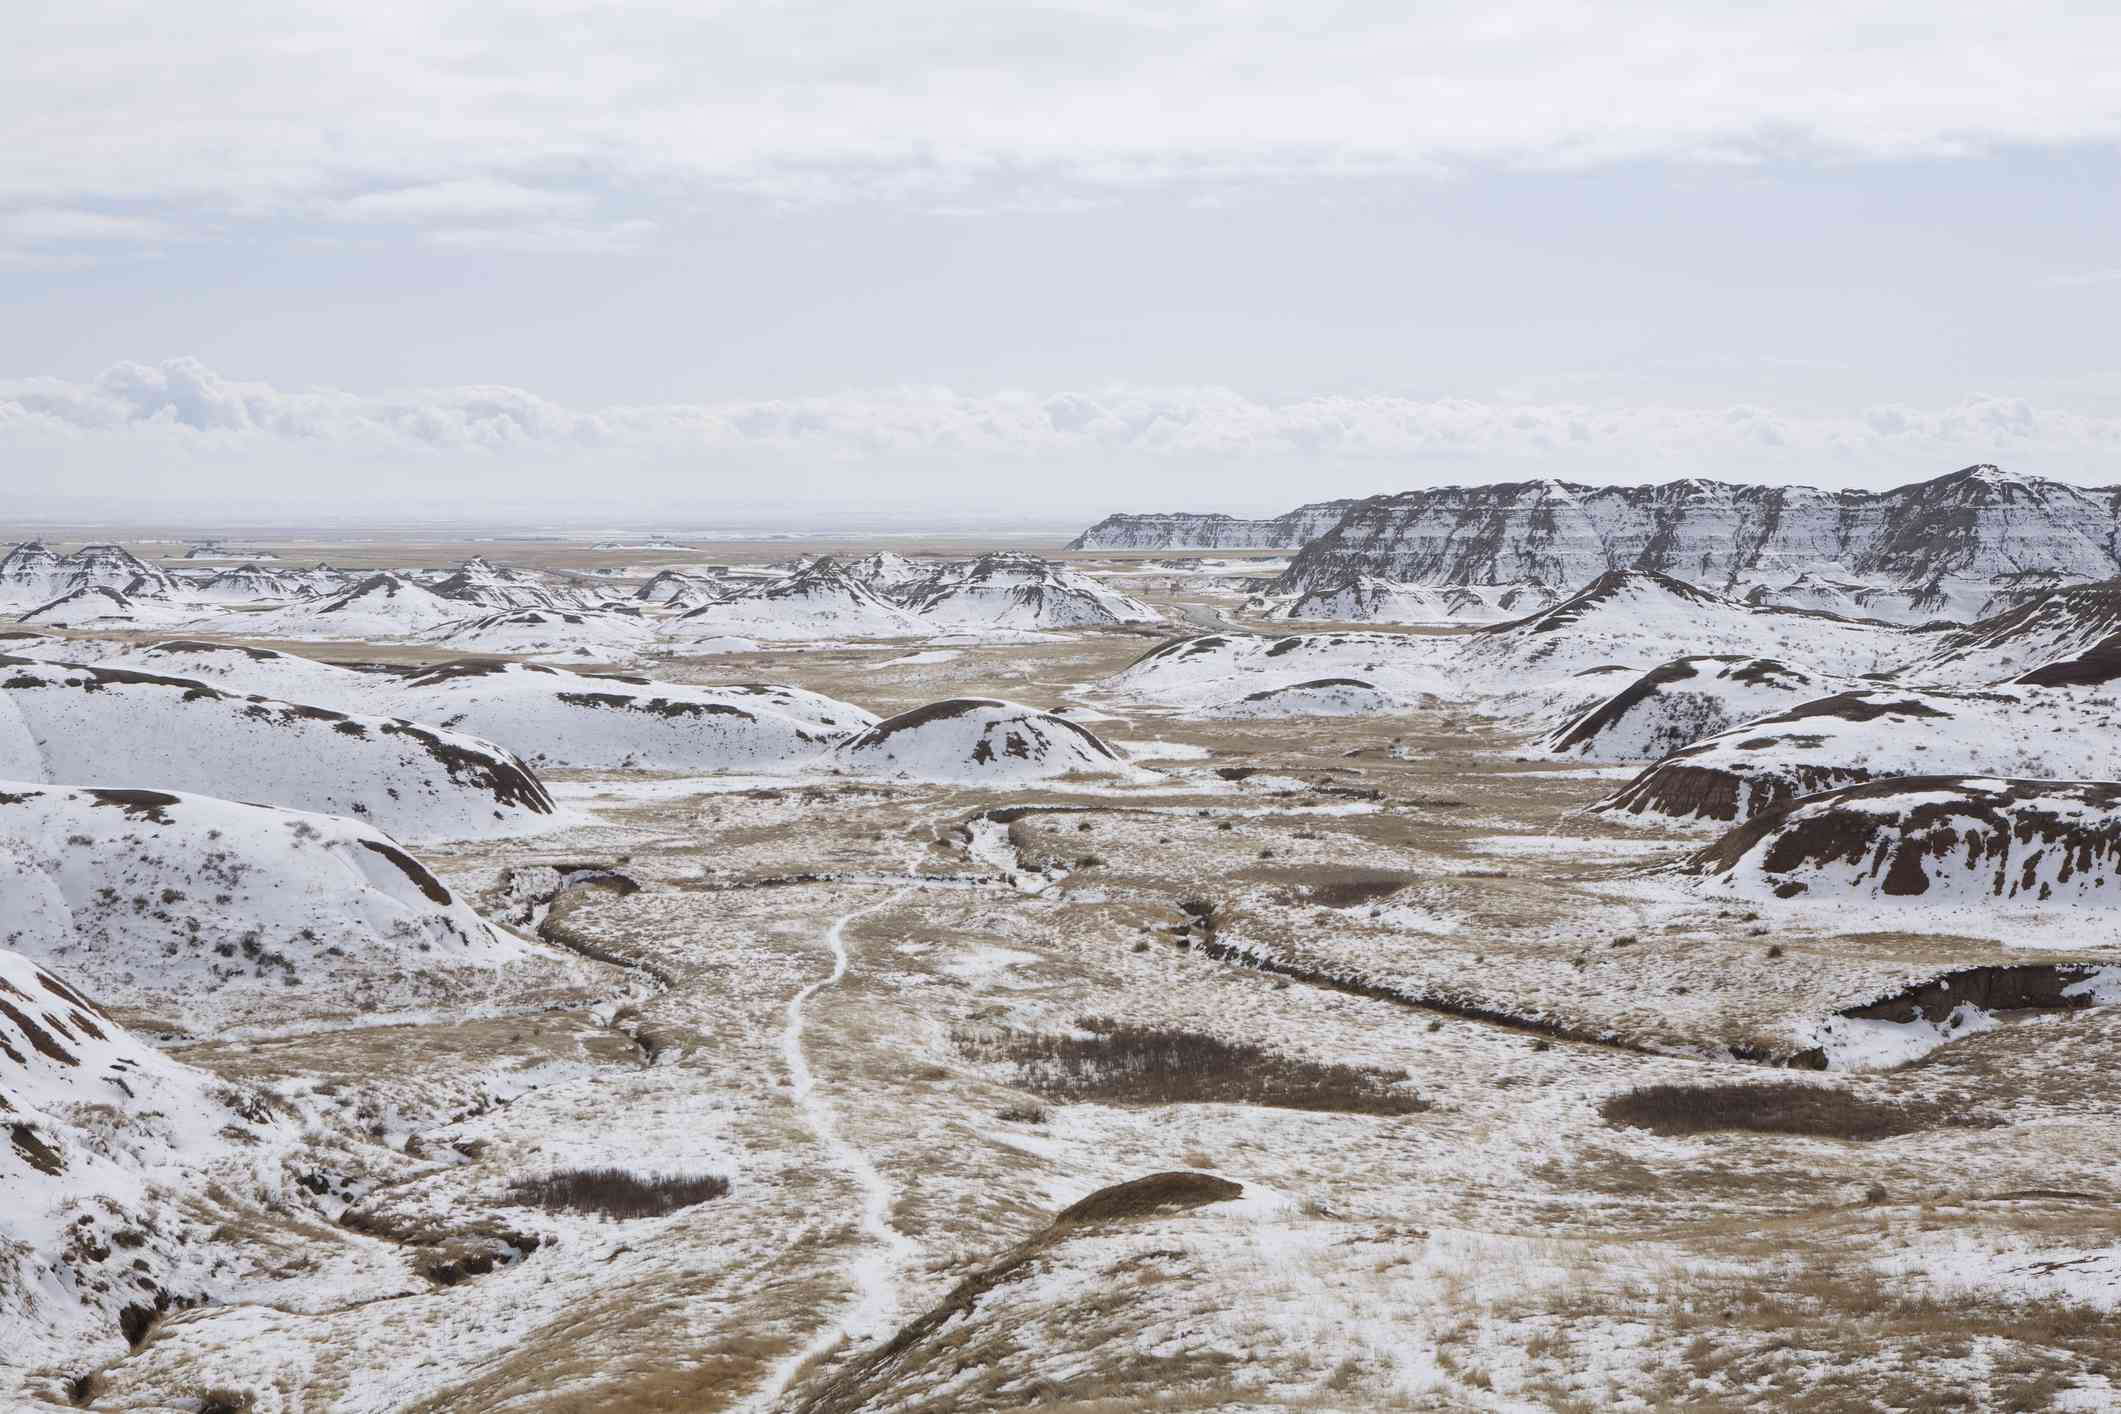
[{"x1": 749, "y1": 887, "x2": 917, "y2": 1409}]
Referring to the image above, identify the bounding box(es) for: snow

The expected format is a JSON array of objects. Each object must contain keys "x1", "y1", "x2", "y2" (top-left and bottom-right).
[
  {"x1": 0, "y1": 783, "x2": 518, "y2": 1030},
  {"x1": 829, "y1": 699, "x2": 1143, "y2": 783}
]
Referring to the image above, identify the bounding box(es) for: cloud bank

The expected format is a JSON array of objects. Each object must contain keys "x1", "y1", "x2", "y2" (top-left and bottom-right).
[
  {"x1": 5, "y1": 2, "x2": 2121, "y2": 264},
  {"x1": 4, "y1": 358, "x2": 2118, "y2": 511}
]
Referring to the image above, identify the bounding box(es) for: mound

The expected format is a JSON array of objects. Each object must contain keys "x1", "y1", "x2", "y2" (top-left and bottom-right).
[
  {"x1": 428, "y1": 557, "x2": 588, "y2": 610},
  {"x1": 87, "y1": 644, "x2": 866, "y2": 774},
  {"x1": 0, "y1": 658, "x2": 555, "y2": 841},
  {"x1": 384, "y1": 660, "x2": 877, "y2": 771},
  {"x1": 17, "y1": 586, "x2": 195, "y2": 629},
  {"x1": 1899, "y1": 581, "x2": 2121, "y2": 686},
  {"x1": 1686, "y1": 777, "x2": 2121, "y2": 905},
  {"x1": 900, "y1": 553, "x2": 1159, "y2": 629},
  {"x1": 424, "y1": 606, "x2": 657, "y2": 663},
  {"x1": 1267, "y1": 576, "x2": 1557, "y2": 625},
  {"x1": 246, "y1": 573, "x2": 471, "y2": 640},
  {"x1": 0, "y1": 784, "x2": 513, "y2": 1027},
  {"x1": 631, "y1": 568, "x2": 726, "y2": 604},
  {"x1": 180, "y1": 562, "x2": 315, "y2": 603},
  {"x1": 844, "y1": 550, "x2": 929, "y2": 595},
  {"x1": 1102, "y1": 631, "x2": 1457, "y2": 713},
  {"x1": 0, "y1": 542, "x2": 65, "y2": 604},
  {"x1": 669, "y1": 560, "x2": 932, "y2": 641},
  {"x1": 1546, "y1": 656, "x2": 1848, "y2": 761},
  {"x1": 0, "y1": 943, "x2": 250, "y2": 1359},
  {"x1": 1455, "y1": 571, "x2": 1906, "y2": 691},
  {"x1": 91, "y1": 639, "x2": 372, "y2": 702},
  {"x1": 1593, "y1": 685, "x2": 2116, "y2": 827},
  {"x1": 1201, "y1": 677, "x2": 1429, "y2": 719},
  {"x1": 829, "y1": 699, "x2": 1130, "y2": 782}
]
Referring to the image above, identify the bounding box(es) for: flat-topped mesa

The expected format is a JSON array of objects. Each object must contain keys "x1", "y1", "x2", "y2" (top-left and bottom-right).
[
  {"x1": 1275, "y1": 467, "x2": 2121, "y2": 608},
  {"x1": 1067, "y1": 499, "x2": 1361, "y2": 551}
]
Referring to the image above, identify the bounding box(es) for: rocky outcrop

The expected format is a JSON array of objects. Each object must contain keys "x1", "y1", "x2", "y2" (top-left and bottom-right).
[
  {"x1": 1067, "y1": 500, "x2": 1360, "y2": 551},
  {"x1": 1278, "y1": 467, "x2": 2121, "y2": 608}
]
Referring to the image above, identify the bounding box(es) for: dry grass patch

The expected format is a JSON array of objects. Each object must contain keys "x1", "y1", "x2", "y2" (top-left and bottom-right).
[
  {"x1": 957, "y1": 1017, "x2": 1425, "y2": 1116},
  {"x1": 505, "y1": 1167, "x2": 731, "y2": 1220},
  {"x1": 1600, "y1": 1082, "x2": 1990, "y2": 1142}
]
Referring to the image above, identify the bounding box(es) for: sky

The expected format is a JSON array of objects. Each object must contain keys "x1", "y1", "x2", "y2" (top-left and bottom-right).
[{"x1": 5, "y1": 1, "x2": 2121, "y2": 521}]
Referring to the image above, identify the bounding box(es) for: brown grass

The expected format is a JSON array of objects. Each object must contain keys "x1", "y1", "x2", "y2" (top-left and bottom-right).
[
  {"x1": 957, "y1": 1017, "x2": 1423, "y2": 1116},
  {"x1": 1599, "y1": 1082, "x2": 1987, "y2": 1141},
  {"x1": 505, "y1": 1167, "x2": 731, "y2": 1220}
]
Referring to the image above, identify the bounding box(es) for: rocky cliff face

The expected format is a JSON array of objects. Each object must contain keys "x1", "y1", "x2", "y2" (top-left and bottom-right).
[
  {"x1": 1268, "y1": 467, "x2": 2121, "y2": 614},
  {"x1": 1067, "y1": 500, "x2": 1360, "y2": 550}
]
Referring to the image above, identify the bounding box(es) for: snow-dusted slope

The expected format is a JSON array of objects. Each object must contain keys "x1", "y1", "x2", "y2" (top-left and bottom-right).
[
  {"x1": 1102, "y1": 631, "x2": 1458, "y2": 713},
  {"x1": 0, "y1": 543, "x2": 65, "y2": 603},
  {"x1": 89, "y1": 643, "x2": 878, "y2": 774},
  {"x1": 423, "y1": 606, "x2": 658, "y2": 663},
  {"x1": 1199, "y1": 677, "x2": 1433, "y2": 719},
  {"x1": 668, "y1": 560, "x2": 932, "y2": 641},
  {"x1": 845, "y1": 551, "x2": 929, "y2": 595},
  {"x1": 0, "y1": 658, "x2": 555, "y2": 841},
  {"x1": 1594, "y1": 685, "x2": 2117, "y2": 827},
  {"x1": 631, "y1": 568, "x2": 726, "y2": 605},
  {"x1": 1068, "y1": 500, "x2": 1359, "y2": 551},
  {"x1": 1686, "y1": 777, "x2": 2121, "y2": 906},
  {"x1": 1895, "y1": 582, "x2": 2121, "y2": 687},
  {"x1": 1545, "y1": 656, "x2": 1852, "y2": 761},
  {"x1": 900, "y1": 553, "x2": 1160, "y2": 628},
  {"x1": 0, "y1": 942, "x2": 248, "y2": 1359},
  {"x1": 0, "y1": 785, "x2": 514, "y2": 1026},
  {"x1": 17, "y1": 587, "x2": 196, "y2": 629},
  {"x1": 92, "y1": 639, "x2": 372, "y2": 702},
  {"x1": 829, "y1": 699, "x2": 1132, "y2": 781},
  {"x1": 382, "y1": 661, "x2": 877, "y2": 771},
  {"x1": 1453, "y1": 571, "x2": 1908, "y2": 691},
  {"x1": 243, "y1": 573, "x2": 472, "y2": 640},
  {"x1": 428, "y1": 557, "x2": 594, "y2": 610},
  {"x1": 178, "y1": 563, "x2": 315, "y2": 603},
  {"x1": 1261, "y1": 576, "x2": 1558, "y2": 625}
]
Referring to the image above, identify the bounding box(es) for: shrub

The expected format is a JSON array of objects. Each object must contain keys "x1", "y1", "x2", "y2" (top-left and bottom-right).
[
  {"x1": 956, "y1": 1018, "x2": 1424, "y2": 1116},
  {"x1": 504, "y1": 1167, "x2": 730, "y2": 1220},
  {"x1": 1599, "y1": 1084, "x2": 1986, "y2": 1142},
  {"x1": 997, "y1": 1103, "x2": 1048, "y2": 1125}
]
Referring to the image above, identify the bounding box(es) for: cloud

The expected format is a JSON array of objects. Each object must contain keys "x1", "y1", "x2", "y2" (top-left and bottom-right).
[
  {"x1": 5, "y1": 358, "x2": 2119, "y2": 510},
  {"x1": 5, "y1": 2, "x2": 2121, "y2": 259}
]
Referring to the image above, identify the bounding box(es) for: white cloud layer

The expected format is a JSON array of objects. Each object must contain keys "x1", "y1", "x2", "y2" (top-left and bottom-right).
[
  {"x1": 4, "y1": 358, "x2": 2118, "y2": 510},
  {"x1": 4, "y1": 2, "x2": 2121, "y2": 261}
]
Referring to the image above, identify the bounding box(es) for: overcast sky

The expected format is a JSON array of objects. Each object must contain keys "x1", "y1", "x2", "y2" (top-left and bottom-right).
[{"x1": 5, "y1": 1, "x2": 2121, "y2": 520}]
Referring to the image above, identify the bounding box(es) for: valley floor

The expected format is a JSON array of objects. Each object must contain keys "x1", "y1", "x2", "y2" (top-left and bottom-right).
[{"x1": 12, "y1": 578, "x2": 2120, "y2": 1413}]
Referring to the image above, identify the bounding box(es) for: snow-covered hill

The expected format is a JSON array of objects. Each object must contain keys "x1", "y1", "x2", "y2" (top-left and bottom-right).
[
  {"x1": 1453, "y1": 571, "x2": 1909, "y2": 691},
  {"x1": 0, "y1": 941, "x2": 255, "y2": 1360},
  {"x1": 0, "y1": 657, "x2": 556, "y2": 841},
  {"x1": 900, "y1": 553, "x2": 1160, "y2": 629},
  {"x1": 89, "y1": 642, "x2": 877, "y2": 773},
  {"x1": 1102, "y1": 631, "x2": 1459, "y2": 713},
  {"x1": 1686, "y1": 776, "x2": 2121, "y2": 907},
  {"x1": 243, "y1": 573, "x2": 471, "y2": 639},
  {"x1": 1544, "y1": 656, "x2": 1851, "y2": 761},
  {"x1": 0, "y1": 783, "x2": 515, "y2": 1027},
  {"x1": 17, "y1": 587, "x2": 196, "y2": 629},
  {"x1": 381, "y1": 660, "x2": 877, "y2": 771},
  {"x1": 1257, "y1": 576, "x2": 1558, "y2": 625},
  {"x1": 178, "y1": 563, "x2": 316, "y2": 603},
  {"x1": 668, "y1": 560, "x2": 932, "y2": 640},
  {"x1": 1594, "y1": 685, "x2": 2117, "y2": 827},
  {"x1": 829, "y1": 699, "x2": 1133, "y2": 781},
  {"x1": 423, "y1": 607, "x2": 658, "y2": 663},
  {"x1": 1897, "y1": 581, "x2": 2121, "y2": 686}
]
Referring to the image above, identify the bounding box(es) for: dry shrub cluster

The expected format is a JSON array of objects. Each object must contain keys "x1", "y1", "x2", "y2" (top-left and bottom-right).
[
  {"x1": 505, "y1": 1167, "x2": 731, "y2": 1220},
  {"x1": 1599, "y1": 1082, "x2": 1985, "y2": 1141},
  {"x1": 959, "y1": 1017, "x2": 1424, "y2": 1116}
]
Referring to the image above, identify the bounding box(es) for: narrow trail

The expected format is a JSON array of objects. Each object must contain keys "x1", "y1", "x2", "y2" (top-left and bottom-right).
[{"x1": 749, "y1": 887, "x2": 918, "y2": 1411}]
